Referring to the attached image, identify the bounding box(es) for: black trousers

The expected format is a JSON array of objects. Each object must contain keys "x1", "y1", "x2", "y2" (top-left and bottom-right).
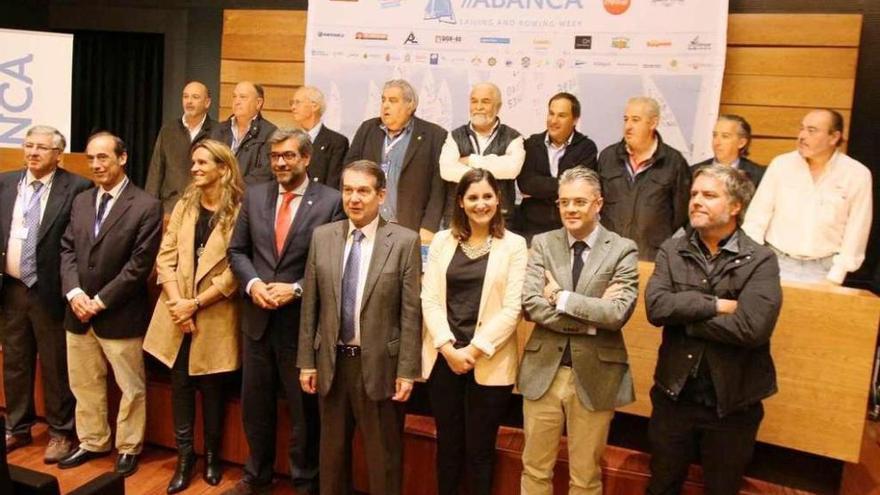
[
  {"x1": 241, "y1": 325, "x2": 319, "y2": 491},
  {"x1": 647, "y1": 386, "x2": 764, "y2": 495},
  {"x1": 0, "y1": 279, "x2": 74, "y2": 437},
  {"x1": 427, "y1": 358, "x2": 513, "y2": 495},
  {"x1": 171, "y1": 334, "x2": 227, "y2": 455},
  {"x1": 319, "y1": 352, "x2": 405, "y2": 495}
]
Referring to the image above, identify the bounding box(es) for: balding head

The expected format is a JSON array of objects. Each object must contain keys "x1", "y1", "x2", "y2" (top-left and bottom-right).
[
  {"x1": 232, "y1": 81, "x2": 264, "y2": 120},
  {"x1": 182, "y1": 81, "x2": 211, "y2": 120}
]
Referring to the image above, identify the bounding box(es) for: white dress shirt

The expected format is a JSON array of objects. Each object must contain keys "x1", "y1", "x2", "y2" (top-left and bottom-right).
[
  {"x1": 306, "y1": 122, "x2": 323, "y2": 143},
  {"x1": 544, "y1": 131, "x2": 575, "y2": 178},
  {"x1": 339, "y1": 215, "x2": 380, "y2": 346},
  {"x1": 743, "y1": 150, "x2": 873, "y2": 284},
  {"x1": 182, "y1": 114, "x2": 207, "y2": 141},
  {"x1": 4, "y1": 169, "x2": 55, "y2": 279}
]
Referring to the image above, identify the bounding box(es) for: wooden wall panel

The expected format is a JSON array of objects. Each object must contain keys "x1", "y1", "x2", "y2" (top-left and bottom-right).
[
  {"x1": 728, "y1": 13, "x2": 862, "y2": 47},
  {"x1": 725, "y1": 47, "x2": 858, "y2": 78},
  {"x1": 0, "y1": 147, "x2": 92, "y2": 178},
  {"x1": 219, "y1": 60, "x2": 304, "y2": 87},
  {"x1": 720, "y1": 74, "x2": 855, "y2": 109}
]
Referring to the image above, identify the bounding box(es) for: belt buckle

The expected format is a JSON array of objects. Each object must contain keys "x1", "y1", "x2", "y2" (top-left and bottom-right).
[{"x1": 337, "y1": 344, "x2": 361, "y2": 357}]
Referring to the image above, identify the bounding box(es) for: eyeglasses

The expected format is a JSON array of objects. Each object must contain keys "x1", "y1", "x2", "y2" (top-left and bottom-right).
[
  {"x1": 555, "y1": 197, "x2": 597, "y2": 208},
  {"x1": 270, "y1": 151, "x2": 301, "y2": 162},
  {"x1": 23, "y1": 143, "x2": 60, "y2": 153}
]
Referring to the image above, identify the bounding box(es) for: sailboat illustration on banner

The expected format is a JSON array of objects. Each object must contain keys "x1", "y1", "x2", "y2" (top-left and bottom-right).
[{"x1": 425, "y1": 0, "x2": 456, "y2": 24}]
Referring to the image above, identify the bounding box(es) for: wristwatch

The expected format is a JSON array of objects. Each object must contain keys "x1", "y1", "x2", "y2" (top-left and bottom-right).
[{"x1": 293, "y1": 284, "x2": 304, "y2": 299}]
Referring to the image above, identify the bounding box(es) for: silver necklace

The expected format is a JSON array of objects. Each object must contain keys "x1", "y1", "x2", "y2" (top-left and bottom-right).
[{"x1": 461, "y1": 236, "x2": 492, "y2": 259}]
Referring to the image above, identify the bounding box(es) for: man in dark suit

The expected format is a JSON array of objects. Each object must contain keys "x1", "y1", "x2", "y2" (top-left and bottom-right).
[
  {"x1": 290, "y1": 86, "x2": 349, "y2": 189},
  {"x1": 225, "y1": 128, "x2": 345, "y2": 495},
  {"x1": 344, "y1": 79, "x2": 446, "y2": 242},
  {"x1": 690, "y1": 114, "x2": 765, "y2": 187},
  {"x1": 57, "y1": 132, "x2": 163, "y2": 477},
  {"x1": 517, "y1": 93, "x2": 598, "y2": 240},
  {"x1": 519, "y1": 167, "x2": 639, "y2": 495},
  {"x1": 0, "y1": 126, "x2": 92, "y2": 463},
  {"x1": 211, "y1": 81, "x2": 277, "y2": 184},
  {"x1": 298, "y1": 160, "x2": 422, "y2": 495},
  {"x1": 145, "y1": 80, "x2": 215, "y2": 211}
]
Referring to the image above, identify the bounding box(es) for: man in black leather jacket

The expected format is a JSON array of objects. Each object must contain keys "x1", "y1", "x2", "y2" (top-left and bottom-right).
[{"x1": 645, "y1": 164, "x2": 782, "y2": 495}]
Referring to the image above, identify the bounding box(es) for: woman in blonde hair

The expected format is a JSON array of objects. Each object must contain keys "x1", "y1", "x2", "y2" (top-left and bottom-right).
[{"x1": 143, "y1": 139, "x2": 244, "y2": 493}]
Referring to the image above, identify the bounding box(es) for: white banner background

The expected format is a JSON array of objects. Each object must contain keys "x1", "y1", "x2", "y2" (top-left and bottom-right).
[
  {"x1": 305, "y1": 0, "x2": 728, "y2": 162},
  {"x1": 0, "y1": 29, "x2": 73, "y2": 148}
]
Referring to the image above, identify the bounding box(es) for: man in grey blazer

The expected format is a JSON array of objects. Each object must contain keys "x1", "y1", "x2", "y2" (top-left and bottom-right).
[
  {"x1": 298, "y1": 160, "x2": 422, "y2": 495},
  {"x1": 519, "y1": 167, "x2": 639, "y2": 495}
]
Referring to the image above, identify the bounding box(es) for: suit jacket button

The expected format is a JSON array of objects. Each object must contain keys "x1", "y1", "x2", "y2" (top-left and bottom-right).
[
  {"x1": 557, "y1": 346, "x2": 563, "y2": 352},
  {"x1": 88, "y1": 265, "x2": 95, "y2": 270}
]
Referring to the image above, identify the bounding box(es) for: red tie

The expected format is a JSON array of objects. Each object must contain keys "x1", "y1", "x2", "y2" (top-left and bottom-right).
[{"x1": 275, "y1": 192, "x2": 296, "y2": 255}]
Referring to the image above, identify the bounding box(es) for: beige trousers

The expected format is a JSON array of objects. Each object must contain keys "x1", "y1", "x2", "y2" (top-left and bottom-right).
[
  {"x1": 521, "y1": 367, "x2": 614, "y2": 495},
  {"x1": 66, "y1": 329, "x2": 146, "y2": 454}
]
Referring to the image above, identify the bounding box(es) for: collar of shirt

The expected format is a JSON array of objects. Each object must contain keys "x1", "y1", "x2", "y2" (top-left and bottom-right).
[
  {"x1": 626, "y1": 137, "x2": 659, "y2": 165},
  {"x1": 380, "y1": 118, "x2": 415, "y2": 140},
  {"x1": 712, "y1": 157, "x2": 741, "y2": 169},
  {"x1": 545, "y1": 130, "x2": 575, "y2": 150},
  {"x1": 24, "y1": 169, "x2": 56, "y2": 189},
  {"x1": 347, "y1": 215, "x2": 380, "y2": 243},
  {"x1": 690, "y1": 228, "x2": 740, "y2": 258},
  {"x1": 231, "y1": 114, "x2": 258, "y2": 138},
  {"x1": 182, "y1": 114, "x2": 208, "y2": 139},
  {"x1": 278, "y1": 176, "x2": 310, "y2": 197},
  {"x1": 566, "y1": 223, "x2": 600, "y2": 250},
  {"x1": 469, "y1": 118, "x2": 499, "y2": 138},
  {"x1": 99, "y1": 175, "x2": 129, "y2": 199},
  {"x1": 307, "y1": 122, "x2": 323, "y2": 143}
]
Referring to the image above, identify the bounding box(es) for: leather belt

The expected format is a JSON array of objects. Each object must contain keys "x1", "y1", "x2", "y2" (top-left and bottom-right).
[{"x1": 336, "y1": 344, "x2": 361, "y2": 357}]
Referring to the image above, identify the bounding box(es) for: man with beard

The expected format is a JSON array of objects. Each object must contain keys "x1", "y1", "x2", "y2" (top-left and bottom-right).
[
  {"x1": 225, "y1": 128, "x2": 345, "y2": 495},
  {"x1": 438, "y1": 82, "x2": 524, "y2": 226}
]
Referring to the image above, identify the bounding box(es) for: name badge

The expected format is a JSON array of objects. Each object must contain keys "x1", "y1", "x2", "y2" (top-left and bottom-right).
[{"x1": 12, "y1": 227, "x2": 28, "y2": 239}]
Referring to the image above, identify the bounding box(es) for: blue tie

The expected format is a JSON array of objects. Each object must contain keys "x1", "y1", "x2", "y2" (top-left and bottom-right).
[
  {"x1": 340, "y1": 229, "x2": 365, "y2": 344},
  {"x1": 94, "y1": 192, "x2": 112, "y2": 236},
  {"x1": 19, "y1": 181, "x2": 44, "y2": 288}
]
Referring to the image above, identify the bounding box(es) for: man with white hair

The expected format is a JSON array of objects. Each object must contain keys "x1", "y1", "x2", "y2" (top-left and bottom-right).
[
  {"x1": 345, "y1": 79, "x2": 447, "y2": 241},
  {"x1": 596, "y1": 96, "x2": 691, "y2": 261},
  {"x1": 290, "y1": 85, "x2": 349, "y2": 188},
  {"x1": 0, "y1": 125, "x2": 92, "y2": 462},
  {"x1": 438, "y1": 82, "x2": 525, "y2": 226}
]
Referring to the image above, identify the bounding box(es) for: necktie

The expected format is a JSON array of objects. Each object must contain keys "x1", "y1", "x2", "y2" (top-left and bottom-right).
[
  {"x1": 94, "y1": 192, "x2": 112, "y2": 236},
  {"x1": 340, "y1": 229, "x2": 365, "y2": 344},
  {"x1": 571, "y1": 240, "x2": 588, "y2": 288},
  {"x1": 561, "y1": 240, "x2": 588, "y2": 367},
  {"x1": 274, "y1": 192, "x2": 296, "y2": 255},
  {"x1": 19, "y1": 181, "x2": 44, "y2": 287}
]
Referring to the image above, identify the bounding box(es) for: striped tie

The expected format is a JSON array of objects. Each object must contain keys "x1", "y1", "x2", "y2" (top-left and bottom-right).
[{"x1": 19, "y1": 181, "x2": 44, "y2": 287}]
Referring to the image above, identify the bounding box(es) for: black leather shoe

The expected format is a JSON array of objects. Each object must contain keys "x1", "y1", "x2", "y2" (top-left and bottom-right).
[
  {"x1": 203, "y1": 450, "x2": 222, "y2": 485},
  {"x1": 167, "y1": 452, "x2": 196, "y2": 493},
  {"x1": 58, "y1": 447, "x2": 109, "y2": 469},
  {"x1": 115, "y1": 453, "x2": 139, "y2": 477}
]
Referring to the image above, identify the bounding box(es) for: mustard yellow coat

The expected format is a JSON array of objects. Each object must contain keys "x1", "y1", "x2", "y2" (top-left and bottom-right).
[{"x1": 143, "y1": 200, "x2": 241, "y2": 375}]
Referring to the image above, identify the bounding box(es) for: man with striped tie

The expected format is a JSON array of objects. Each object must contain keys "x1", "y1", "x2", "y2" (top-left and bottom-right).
[
  {"x1": 58, "y1": 131, "x2": 163, "y2": 477},
  {"x1": 0, "y1": 126, "x2": 91, "y2": 462}
]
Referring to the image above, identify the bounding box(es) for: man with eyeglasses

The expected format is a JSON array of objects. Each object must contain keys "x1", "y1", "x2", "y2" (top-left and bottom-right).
[
  {"x1": 290, "y1": 85, "x2": 349, "y2": 189},
  {"x1": 519, "y1": 167, "x2": 639, "y2": 495},
  {"x1": 226, "y1": 128, "x2": 345, "y2": 495},
  {"x1": 743, "y1": 109, "x2": 872, "y2": 284},
  {"x1": 0, "y1": 126, "x2": 91, "y2": 462}
]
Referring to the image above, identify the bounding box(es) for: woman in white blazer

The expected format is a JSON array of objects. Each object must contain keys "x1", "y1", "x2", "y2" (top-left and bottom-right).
[{"x1": 421, "y1": 168, "x2": 528, "y2": 495}]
